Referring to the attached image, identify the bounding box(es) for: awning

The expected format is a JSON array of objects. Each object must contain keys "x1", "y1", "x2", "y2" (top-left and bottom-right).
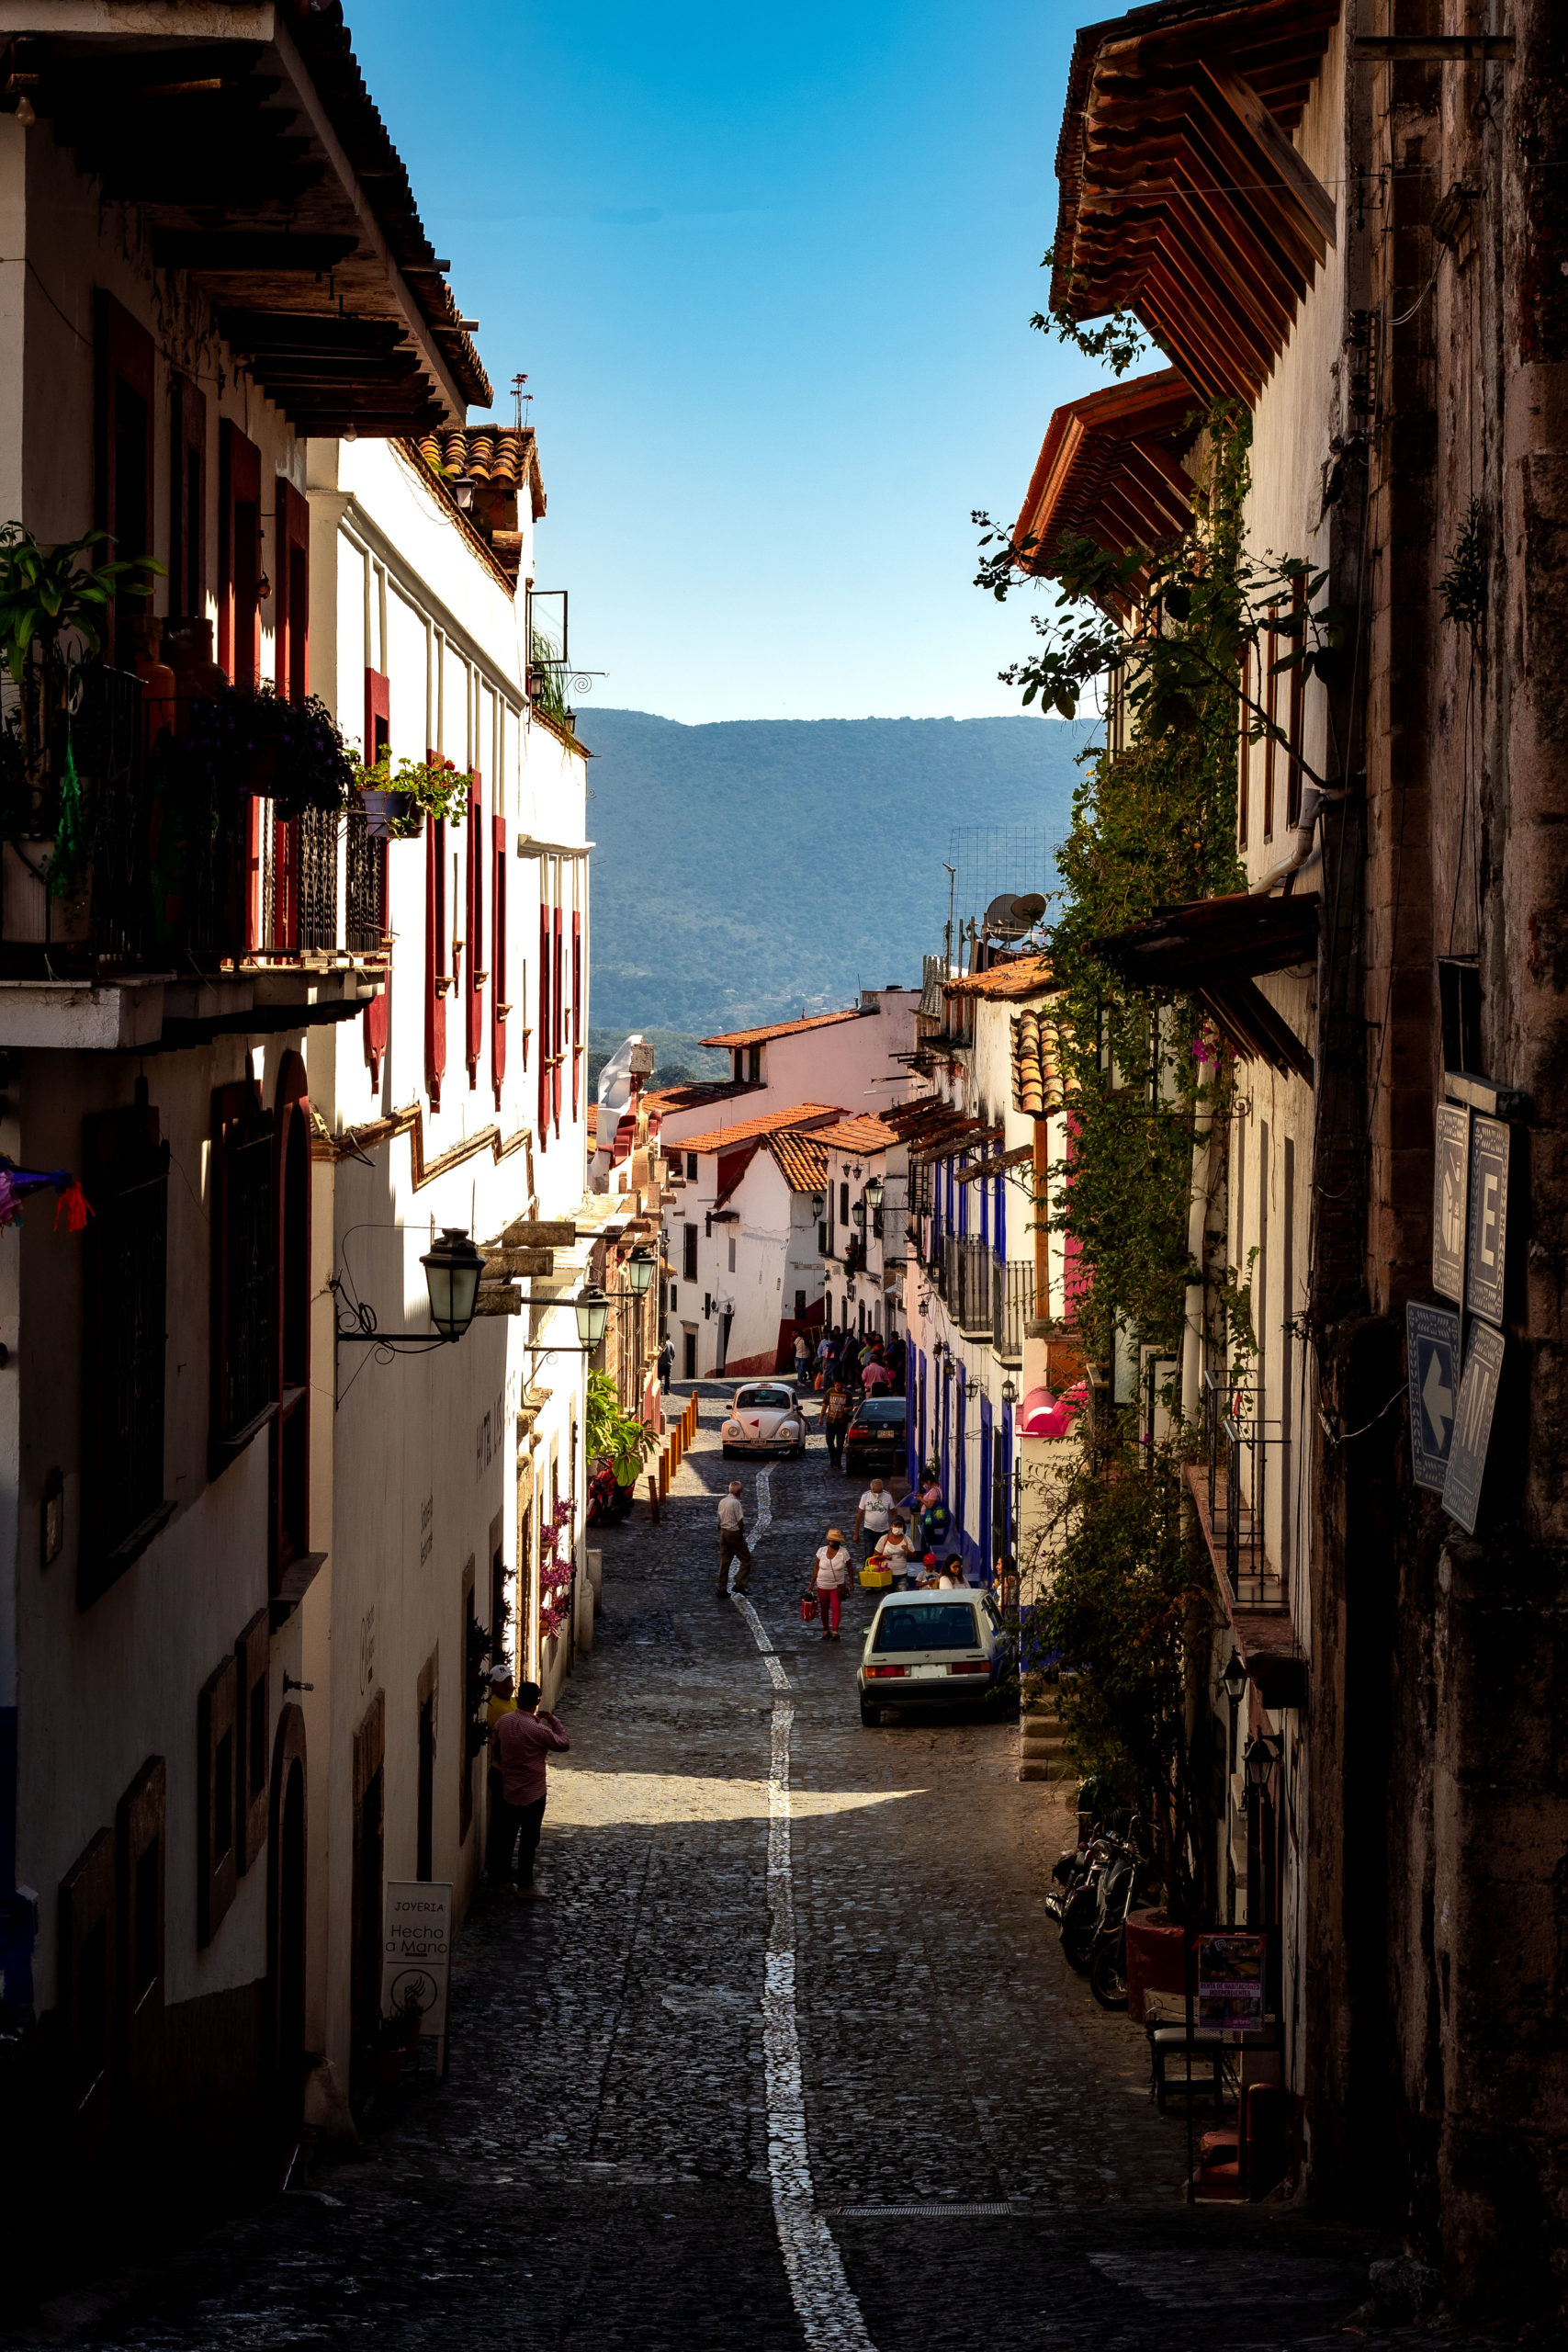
[
  {"x1": 1094, "y1": 890, "x2": 1318, "y2": 1083},
  {"x1": 9, "y1": 14, "x2": 491, "y2": 433},
  {"x1": 1052, "y1": 1, "x2": 1341, "y2": 407}
]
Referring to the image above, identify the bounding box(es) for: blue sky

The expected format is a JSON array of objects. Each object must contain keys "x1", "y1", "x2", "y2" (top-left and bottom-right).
[{"x1": 353, "y1": 2, "x2": 1107, "y2": 722}]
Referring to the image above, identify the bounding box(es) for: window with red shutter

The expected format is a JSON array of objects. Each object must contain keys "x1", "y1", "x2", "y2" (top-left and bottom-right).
[
  {"x1": 466, "y1": 772, "x2": 484, "y2": 1085},
  {"x1": 220, "y1": 423, "x2": 264, "y2": 947},
  {"x1": 491, "y1": 813, "x2": 507, "y2": 1104},
  {"x1": 571, "y1": 905, "x2": 582, "y2": 1119},
  {"x1": 537, "y1": 892, "x2": 550, "y2": 1149},
  {"x1": 273, "y1": 1055, "x2": 313, "y2": 1595},
  {"x1": 358, "y1": 672, "x2": 391, "y2": 1084},
  {"x1": 94, "y1": 294, "x2": 154, "y2": 669},
  {"x1": 426, "y1": 811, "x2": 447, "y2": 1110},
  {"x1": 167, "y1": 373, "x2": 206, "y2": 624},
  {"x1": 552, "y1": 897, "x2": 563, "y2": 1136},
  {"x1": 210, "y1": 1080, "x2": 276, "y2": 1471}
]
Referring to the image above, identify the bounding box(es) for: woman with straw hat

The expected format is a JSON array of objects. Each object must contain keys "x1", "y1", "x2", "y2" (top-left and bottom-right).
[{"x1": 808, "y1": 1528, "x2": 854, "y2": 1641}]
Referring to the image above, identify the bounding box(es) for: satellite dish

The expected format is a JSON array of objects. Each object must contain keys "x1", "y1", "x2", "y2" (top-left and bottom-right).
[{"x1": 982, "y1": 891, "x2": 1046, "y2": 940}]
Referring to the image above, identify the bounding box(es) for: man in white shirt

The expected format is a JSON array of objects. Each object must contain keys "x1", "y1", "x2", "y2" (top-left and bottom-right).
[
  {"x1": 716, "y1": 1481, "x2": 752, "y2": 1597},
  {"x1": 852, "y1": 1477, "x2": 894, "y2": 1560}
]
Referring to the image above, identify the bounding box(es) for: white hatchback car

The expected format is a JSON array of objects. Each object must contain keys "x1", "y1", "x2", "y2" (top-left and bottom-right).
[
  {"x1": 856, "y1": 1587, "x2": 1003, "y2": 1726},
  {"x1": 720, "y1": 1382, "x2": 807, "y2": 1459}
]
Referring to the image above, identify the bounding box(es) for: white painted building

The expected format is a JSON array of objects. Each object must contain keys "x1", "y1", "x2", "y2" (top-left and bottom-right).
[
  {"x1": 660, "y1": 1103, "x2": 842, "y2": 1381},
  {"x1": 814, "y1": 1114, "x2": 907, "y2": 1348},
  {"x1": 0, "y1": 5, "x2": 593, "y2": 2222},
  {"x1": 897, "y1": 955, "x2": 1078, "y2": 1578},
  {"x1": 701, "y1": 990, "x2": 919, "y2": 1122}
]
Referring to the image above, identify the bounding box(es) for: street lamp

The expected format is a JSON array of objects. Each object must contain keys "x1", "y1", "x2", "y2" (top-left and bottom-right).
[
  {"x1": 1222, "y1": 1647, "x2": 1248, "y2": 1775},
  {"x1": 864, "y1": 1172, "x2": 885, "y2": 1213},
  {"x1": 1000, "y1": 1376, "x2": 1018, "y2": 1406},
  {"x1": 421, "y1": 1227, "x2": 485, "y2": 1340},
  {"x1": 625, "y1": 1244, "x2": 656, "y2": 1298},
  {"x1": 1243, "y1": 1730, "x2": 1279, "y2": 1792},
  {"x1": 574, "y1": 1283, "x2": 611, "y2": 1349}
]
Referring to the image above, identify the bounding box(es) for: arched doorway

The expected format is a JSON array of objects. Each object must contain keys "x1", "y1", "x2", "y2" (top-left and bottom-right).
[{"x1": 267, "y1": 1702, "x2": 308, "y2": 2163}]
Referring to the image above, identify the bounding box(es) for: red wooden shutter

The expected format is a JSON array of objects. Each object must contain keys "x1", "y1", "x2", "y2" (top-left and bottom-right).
[
  {"x1": 276, "y1": 478, "x2": 310, "y2": 703},
  {"x1": 363, "y1": 670, "x2": 392, "y2": 1085},
  {"x1": 571, "y1": 907, "x2": 582, "y2": 1117},
  {"x1": 491, "y1": 814, "x2": 507, "y2": 1103},
  {"x1": 425, "y1": 814, "x2": 447, "y2": 1109},
  {"x1": 465, "y1": 772, "x2": 483, "y2": 1084},
  {"x1": 552, "y1": 900, "x2": 563, "y2": 1134},
  {"x1": 94, "y1": 292, "x2": 154, "y2": 668},
  {"x1": 220, "y1": 423, "x2": 264, "y2": 947},
  {"x1": 537, "y1": 894, "x2": 550, "y2": 1149}
]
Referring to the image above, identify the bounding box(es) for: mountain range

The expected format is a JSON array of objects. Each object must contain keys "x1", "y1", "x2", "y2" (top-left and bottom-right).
[{"x1": 575, "y1": 708, "x2": 1091, "y2": 1035}]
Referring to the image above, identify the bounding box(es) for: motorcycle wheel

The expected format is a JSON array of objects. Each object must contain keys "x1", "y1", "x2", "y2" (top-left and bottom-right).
[
  {"x1": 1059, "y1": 1889, "x2": 1099, "y2": 1974},
  {"x1": 1089, "y1": 1939, "x2": 1129, "y2": 2011}
]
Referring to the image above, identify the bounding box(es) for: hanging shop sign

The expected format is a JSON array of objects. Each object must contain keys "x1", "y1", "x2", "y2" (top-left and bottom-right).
[
  {"x1": 1441, "y1": 1321, "x2": 1506, "y2": 1535},
  {"x1": 1431, "y1": 1102, "x2": 1470, "y2": 1303},
  {"x1": 1464, "y1": 1114, "x2": 1511, "y2": 1329},
  {"x1": 1406, "y1": 1301, "x2": 1461, "y2": 1494},
  {"x1": 381, "y1": 1879, "x2": 453, "y2": 2049},
  {"x1": 1195, "y1": 1932, "x2": 1268, "y2": 2035}
]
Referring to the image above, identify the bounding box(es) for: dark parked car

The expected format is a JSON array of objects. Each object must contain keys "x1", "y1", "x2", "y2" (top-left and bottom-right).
[{"x1": 843, "y1": 1393, "x2": 906, "y2": 1474}]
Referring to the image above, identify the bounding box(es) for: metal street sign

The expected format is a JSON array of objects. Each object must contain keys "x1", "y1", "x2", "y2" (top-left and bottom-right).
[
  {"x1": 381, "y1": 1880, "x2": 453, "y2": 2045},
  {"x1": 1441, "y1": 1322, "x2": 1506, "y2": 1535},
  {"x1": 1432, "y1": 1102, "x2": 1470, "y2": 1303},
  {"x1": 1465, "y1": 1114, "x2": 1511, "y2": 1328},
  {"x1": 1406, "y1": 1301, "x2": 1461, "y2": 1493}
]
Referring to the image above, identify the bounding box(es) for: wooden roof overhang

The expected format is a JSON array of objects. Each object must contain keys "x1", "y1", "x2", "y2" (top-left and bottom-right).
[
  {"x1": 1014, "y1": 368, "x2": 1198, "y2": 596},
  {"x1": 3, "y1": 6, "x2": 491, "y2": 435},
  {"x1": 1052, "y1": 0, "x2": 1341, "y2": 408},
  {"x1": 1094, "y1": 887, "x2": 1318, "y2": 1081}
]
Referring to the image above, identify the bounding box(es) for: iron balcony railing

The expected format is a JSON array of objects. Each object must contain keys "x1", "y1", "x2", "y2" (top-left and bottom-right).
[
  {"x1": 942, "y1": 1233, "x2": 993, "y2": 1337},
  {"x1": 991, "y1": 1258, "x2": 1033, "y2": 1363},
  {"x1": 1201, "y1": 1365, "x2": 1288, "y2": 1606}
]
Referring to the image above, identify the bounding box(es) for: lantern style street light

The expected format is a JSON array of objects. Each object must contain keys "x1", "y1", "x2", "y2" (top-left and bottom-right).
[
  {"x1": 574, "y1": 1283, "x2": 611, "y2": 1349},
  {"x1": 625, "y1": 1244, "x2": 656, "y2": 1298},
  {"x1": 422, "y1": 1227, "x2": 485, "y2": 1340},
  {"x1": 864, "y1": 1172, "x2": 885, "y2": 1213},
  {"x1": 1000, "y1": 1376, "x2": 1018, "y2": 1406}
]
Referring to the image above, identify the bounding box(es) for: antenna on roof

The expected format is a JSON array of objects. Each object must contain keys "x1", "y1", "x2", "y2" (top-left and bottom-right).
[{"x1": 511, "y1": 373, "x2": 529, "y2": 430}]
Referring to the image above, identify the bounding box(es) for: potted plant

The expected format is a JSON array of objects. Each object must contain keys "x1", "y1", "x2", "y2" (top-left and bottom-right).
[
  {"x1": 180, "y1": 685, "x2": 356, "y2": 820},
  {"x1": 0, "y1": 523, "x2": 160, "y2": 944},
  {"x1": 353, "y1": 750, "x2": 471, "y2": 841}
]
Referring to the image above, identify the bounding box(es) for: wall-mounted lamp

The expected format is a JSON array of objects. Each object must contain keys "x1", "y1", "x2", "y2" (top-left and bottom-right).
[
  {"x1": 863, "y1": 1173, "x2": 884, "y2": 1213},
  {"x1": 452, "y1": 475, "x2": 477, "y2": 512},
  {"x1": 1243, "y1": 1730, "x2": 1280, "y2": 1792},
  {"x1": 333, "y1": 1227, "x2": 484, "y2": 1363},
  {"x1": 1000, "y1": 1377, "x2": 1018, "y2": 1407}
]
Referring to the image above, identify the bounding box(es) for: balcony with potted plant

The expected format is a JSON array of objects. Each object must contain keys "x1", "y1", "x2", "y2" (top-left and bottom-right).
[{"x1": 0, "y1": 524, "x2": 386, "y2": 1052}]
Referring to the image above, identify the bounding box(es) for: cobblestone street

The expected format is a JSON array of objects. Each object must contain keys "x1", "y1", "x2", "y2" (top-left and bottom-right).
[{"x1": 12, "y1": 1397, "x2": 1491, "y2": 2351}]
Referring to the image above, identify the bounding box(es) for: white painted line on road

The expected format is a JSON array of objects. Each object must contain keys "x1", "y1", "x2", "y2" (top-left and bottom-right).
[
  {"x1": 753, "y1": 1465, "x2": 773, "y2": 1539},
  {"x1": 732, "y1": 1592, "x2": 792, "y2": 1691},
  {"x1": 761, "y1": 1699, "x2": 879, "y2": 2352}
]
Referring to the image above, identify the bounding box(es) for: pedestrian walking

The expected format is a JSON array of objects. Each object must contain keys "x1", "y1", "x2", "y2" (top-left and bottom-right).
[
  {"x1": 822, "y1": 1379, "x2": 852, "y2": 1470},
  {"x1": 658, "y1": 1335, "x2": 675, "y2": 1389},
  {"x1": 716, "y1": 1479, "x2": 752, "y2": 1595},
  {"x1": 483, "y1": 1664, "x2": 518, "y2": 1883},
  {"x1": 914, "y1": 1478, "x2": 952, "y2": 1555},
  {"x1": 852, "y1": 1476, "x2": 895, "y2": 1558},
  {"x1": 874, "y1": 1515, "x2": 917, "y2": 1588},
  {"x1": 793, "y1": 1329, "x2": 811, "y2": 1382},
  {"x1": 491, "y1": 1683, "x2": 570, "y2": 1899},
  {"x1": 807, "y1": 1529, "x2": 854, "y2": 1641}
]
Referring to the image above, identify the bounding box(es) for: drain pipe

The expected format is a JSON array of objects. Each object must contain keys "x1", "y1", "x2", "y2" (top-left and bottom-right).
[{"x1": 1248, "y1": 778, "x2": 1346, "y2": 897}]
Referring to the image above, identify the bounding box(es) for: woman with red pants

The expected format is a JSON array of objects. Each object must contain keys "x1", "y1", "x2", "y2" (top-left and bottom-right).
[{"x1": 808, "y1": 1529, "x2": 854, "y2": 1641}]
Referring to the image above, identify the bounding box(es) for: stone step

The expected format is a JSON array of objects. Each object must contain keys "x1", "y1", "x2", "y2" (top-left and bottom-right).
[
  {"x1": 1020, "y1": 1728, "x2": 1066, "y2": 1754},
  {"x1": 1018, "y1": 1758, "x2": 1072, "y2": 1782}
]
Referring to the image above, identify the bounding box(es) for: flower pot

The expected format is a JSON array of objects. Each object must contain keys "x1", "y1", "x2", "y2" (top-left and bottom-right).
[
  {"x1": 361, "y1": 787, "x2": 418, "y2": 841},
  {"x1": 2, "y1": 838, "x2": 91, "y2": 946}
]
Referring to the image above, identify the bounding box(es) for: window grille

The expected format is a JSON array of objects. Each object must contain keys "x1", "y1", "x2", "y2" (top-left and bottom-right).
[
  {"x1": 344, "y1": 806, "x2": 384, "y2": 950},
  {"x1": 298, "y1": 808, "x2": 338, "y2": 952}
]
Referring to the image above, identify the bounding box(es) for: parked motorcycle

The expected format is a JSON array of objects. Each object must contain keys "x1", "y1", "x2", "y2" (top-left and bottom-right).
[{"x1": 1088, "y1": 1819, "x2": 1160, "y2": 2011}]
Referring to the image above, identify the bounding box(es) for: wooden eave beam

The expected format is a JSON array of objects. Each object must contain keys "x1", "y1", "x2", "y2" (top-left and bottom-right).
[
  {"x1": 1170, "y1": 151, "x2": 1310, "y2": 312},
  {"x1": 1147, "y1": 253, "x2": 1269, "y2": 399},
  {"x1": 1139, "y1": 288, "x2": 1243, "y2": 407},
  {"x1": 1185, "y1": 76, "x2": 1331, "y2": 273},
  {"x1": 1165, "y1": 167, "x2": 1303, "y2": 356},
  {"x1": 1200, "y1": 56, "x2": 1337, "y2": 251}
]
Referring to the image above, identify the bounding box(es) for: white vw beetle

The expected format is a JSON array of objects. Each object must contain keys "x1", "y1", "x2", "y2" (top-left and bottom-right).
[{"x1": 720, "y1": 1382, "x2": 807, "y2": 1459}]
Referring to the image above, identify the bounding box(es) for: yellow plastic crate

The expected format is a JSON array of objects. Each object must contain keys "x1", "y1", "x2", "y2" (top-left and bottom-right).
[{"x1": 859, "y1": 1566, "x2": 893, "y2": 1589}]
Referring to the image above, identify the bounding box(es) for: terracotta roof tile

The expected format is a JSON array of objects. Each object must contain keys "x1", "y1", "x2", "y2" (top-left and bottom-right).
[
  {"x1": 766, "y1": 1132, "x2": 831, "y2": 1194},
  {"x1": 643, "y1": 1080, "x2": 763, "y2": 1118},
  {"x1": 674, "y1": 1102, "x2": 843, "y2": 1156},
  {"x1": 416, "y1": 424, "x2": 546, "y2": 519},
  {"x1": 945, "y1": 953, "x2": 1056, "y2": 1001},
  {"x1": 700, "y1": 1008, "x2": 872, "y2": 1049},
  {"x1": 810, "y1": 1114, "x2": 901, "y2": 1154}
]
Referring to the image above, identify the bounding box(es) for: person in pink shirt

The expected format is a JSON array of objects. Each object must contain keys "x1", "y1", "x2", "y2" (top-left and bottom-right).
[{"x1": 492, "y1": 1682, "x2": 570, "y2": 1900}]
